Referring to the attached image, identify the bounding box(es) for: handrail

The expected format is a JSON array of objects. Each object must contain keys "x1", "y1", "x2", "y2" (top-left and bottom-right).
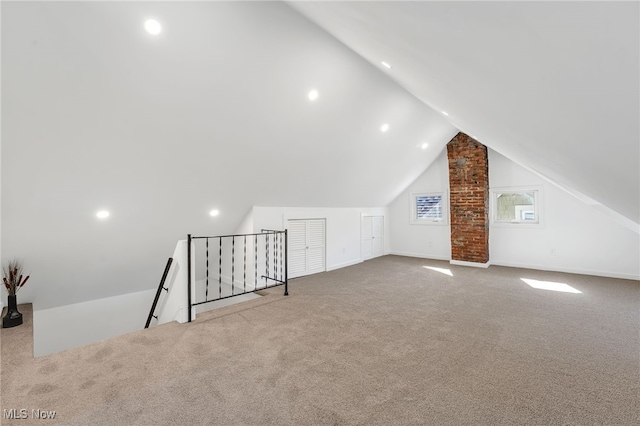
[
  {"x1": 145, "y1": 257, "x2": 173, "y2": 329},
  {"x1": 193, "y1": 230, "x2": 282, "y2": 239}
]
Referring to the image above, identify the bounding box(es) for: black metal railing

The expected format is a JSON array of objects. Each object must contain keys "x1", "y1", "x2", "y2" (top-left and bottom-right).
[
  {"x1": 145, "y1": 257, "x2": 173, "y2": 329},
  {"x1": 187, "y1": 230, "x2": 288, "y2": 322}
]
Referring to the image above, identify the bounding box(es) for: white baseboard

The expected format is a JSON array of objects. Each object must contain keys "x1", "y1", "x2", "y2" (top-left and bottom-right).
[
  {"x1": 450, "y1": 259, "x2": 491, "y2": 268},
  {"x1": 388, "y1": 254, "x2": 637, "y2": 281},
  {"x1": 327, "y1": 259, "x2": 363, "y2": 271},
  {"x1": 490, "y1": 260, "x2": 640, "y2": 281},
  {"x1": 389, "y1": 251, "x2": 451, "y2": 261}
]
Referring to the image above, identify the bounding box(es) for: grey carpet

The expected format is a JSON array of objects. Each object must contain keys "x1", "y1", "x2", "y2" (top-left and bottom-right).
[{"x1": 1, "y1": 255, "x2": 638, "y2": 425}]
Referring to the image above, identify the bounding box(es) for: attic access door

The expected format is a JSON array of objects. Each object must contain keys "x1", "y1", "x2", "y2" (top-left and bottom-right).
[
  {"x1": 362, "y1": 216, "x2": 384, "y2": 260},
  {"x1": 287, "y1": 219, "x2": 326, "y2": 279}
]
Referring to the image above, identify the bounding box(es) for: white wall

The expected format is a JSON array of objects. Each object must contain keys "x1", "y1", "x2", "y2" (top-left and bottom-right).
[
  {"x1": 33, "y1": 289, "x2": 155, "y2": 357},
  {"x1": 488, "y1": 149, "x2": 639, "y2": 280},
  {"x1": 389, "y1": 146, "x2": 639, "y2": 280},
  {"x1": 253, "y1": 206, "x2": 389, "y2": 272},
  {"x1": 235, "y1": 208, "x2": 254, "y2": 235},
  {"x1": 32, "y1": 239, "x2": 193, "y2": 356},
  {"x1": 154, "y1": 239, "x2": 194, "y2": 325},
  {"x1": 389, "y1": 148, "x2": 452, "y2": 260},
  {"x1": 2, "y1": 2, "x2": 455, "y2": 311}
]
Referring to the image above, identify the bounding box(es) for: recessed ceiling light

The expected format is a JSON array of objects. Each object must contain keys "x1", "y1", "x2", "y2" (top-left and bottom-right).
[
  {"x1": 421, "y1": 142, "x2": 429, "y2": 150},
  {"x1": 144, "y1": 19, "x2": 162, "y2": 35},
  {"x1": 96, "y1": 210, "x2": 110, "y2": 219},
  {"x1": 209, "y1": 209, "x2": 220, "y2": 217},
  {"x1": 381, "y1": 61, "x2": 392, "y2": 69},
  {"x1": 380, "y1": 123, "x2": 390, "y2": 133},
  {"x1": 308, "y1": 89, "x2": 319, "y2": 101},
  {"x1": 442, "y1": 111, "x2": 449, "y2": 116}
]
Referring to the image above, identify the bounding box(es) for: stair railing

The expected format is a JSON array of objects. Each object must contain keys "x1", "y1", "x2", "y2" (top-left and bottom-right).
[
  {"x1": 187, "y1": 230, "x2": 288, "y2": 323},
  {"x1": 144, "y1": 257, "x2": 173, "y2": 329}
]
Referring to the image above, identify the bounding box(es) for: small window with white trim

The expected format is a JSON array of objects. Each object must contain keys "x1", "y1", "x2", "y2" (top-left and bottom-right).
[
  {"x1": 410, "y1": 192, "x2": 447, "y2": 225},
  {"x1": 492, "y1": 188, "x2": 540, "y2": 224}
]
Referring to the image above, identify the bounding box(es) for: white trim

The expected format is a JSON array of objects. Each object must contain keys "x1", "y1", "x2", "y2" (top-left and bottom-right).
[
  {"x1": 490, "y1": 186, "x2": 543, "y2": 227},
  {"x1": 282, "y1": 213, "x2": 326, "y2": 228},
  {"x1": 216, "y1": 276, "x2": 260, "y2": 291},
  {"x1": 389, "y1": 251, "x2": 451, "y2": 261},
  {"x1": 490, "y1": 260, "x2": 640, "y2": 281},
  {"x1": 450, "y1": 259, "x2": 491, "y2": 268},
  {"x1": 361, "y1": 215, "x2": 385, "y2": 261},
  {"x1": 285, "y1": 217, "x2": 327, "y2": 278},
  {"x1": 410, "y1": 191, "x2": 449, "y2": 226},
  {"x1": 327, "y1": 259, "x2": 363, "y2": 271},
  {"x1": 390, "y1": 253, "x2": 639, "y2": 281}
]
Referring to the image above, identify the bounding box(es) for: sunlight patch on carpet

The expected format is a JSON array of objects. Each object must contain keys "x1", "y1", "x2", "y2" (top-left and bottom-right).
[
  {"x1": 423, "y1": 266, "x2": 453, "y2": 277},
  {"x1": 521, "y1": 278, "x2": 582, "y2": 294}
]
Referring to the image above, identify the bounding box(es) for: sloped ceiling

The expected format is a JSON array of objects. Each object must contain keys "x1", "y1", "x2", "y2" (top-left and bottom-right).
[
  {"x1": 1, "y1": 1, "x2": 456, "y2": 308},
  {"x1": 290, "y1": 1, "x2": 640, "y2": 226},
  {"x1": 2, "y1": 1, "x2": 638, "y2": 308}
]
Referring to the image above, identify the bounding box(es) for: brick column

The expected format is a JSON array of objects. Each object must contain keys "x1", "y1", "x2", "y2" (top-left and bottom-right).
[{"x1": 447, "y1": 133, "x2": 489, "y2": 265}]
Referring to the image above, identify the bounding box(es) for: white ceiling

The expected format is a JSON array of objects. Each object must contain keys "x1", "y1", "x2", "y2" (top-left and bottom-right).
[
  {"x1": 2, "y1": 0, "x2": 456, "y2": 209},
  {"x1": 289, "y1": 0, "x2": 640, "y2": 226},
  {"x1": 1, "y1": 1, "x2": 638, "y2": 308},
  {"x1": 1, "y1": 1, "x2": 457, "y2": 307}
]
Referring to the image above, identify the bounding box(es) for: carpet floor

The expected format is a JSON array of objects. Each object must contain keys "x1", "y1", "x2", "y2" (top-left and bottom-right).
[{"x1": 1, "y1": 255, "x2": 638, "y2": 425}]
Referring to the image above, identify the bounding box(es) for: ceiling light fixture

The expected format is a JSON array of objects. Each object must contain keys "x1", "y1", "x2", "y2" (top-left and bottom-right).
[
  {"x1": 380, "y1": 123, "x2": 390, "y2": 132},
  {"x1": 209, "y1": 209, "x2": 220, "y2": 217},
  {"x1": 308, "y1": 89, "x2": 319, "y2": 101},
  {"x1": 421, "y1": 142, "x2": 429, "y2": 150},
  {"x1": 96, "y1": 210, "x2": 110, "y2": 219},
  {"x1": 144, "y1": 19, "x2": 162, "y2": 35},
  {"x1": 381, "y1": 61, "x2": 392, "y2": 69},
  {"x1": 442, "y1": 111, "x2": 449, "y2": 116}
]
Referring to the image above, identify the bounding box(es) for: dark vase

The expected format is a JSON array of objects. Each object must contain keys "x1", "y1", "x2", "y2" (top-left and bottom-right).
[{"x1": 2, "y1": 295, "x2": 23, "y2": 328}]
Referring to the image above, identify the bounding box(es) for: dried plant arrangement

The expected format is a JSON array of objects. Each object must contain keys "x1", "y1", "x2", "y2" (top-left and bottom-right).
[{"x1": 2, "y1": 259, "x2": 30, "y2": 296}]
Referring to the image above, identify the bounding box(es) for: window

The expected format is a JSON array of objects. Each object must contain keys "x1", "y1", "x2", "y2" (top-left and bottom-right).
[
  {"x1": 410, "y1": 192, "x2": 447, "y2": 225},
  {"x1": 492, "y1": 188, "x2": 541, "y2": 224}
]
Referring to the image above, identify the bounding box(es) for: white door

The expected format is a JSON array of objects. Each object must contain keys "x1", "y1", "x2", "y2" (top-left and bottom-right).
[
  {"x1": 371, "y1": 216, "x2": 384, "y2": 257},
  {"x1": 287, "y1": 219, "x2": 326, "y2": 279},
  {"x1": 362, "y1": 216, "x2": 384, "y2": 260},
  {"x1": 288, "y1": 220, "x2": 308, "y2": 279}
]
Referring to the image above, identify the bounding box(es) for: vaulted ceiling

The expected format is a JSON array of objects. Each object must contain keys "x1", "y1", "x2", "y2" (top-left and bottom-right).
[
  {"x1": 2, "y1": 1, "x2": 456, "y2": 226},
  {"x1": 290, "y1": 1, "x2": 639, "y2": 227},
  {"x1": 2, "y1": 1, "x2": 456, "y2": 307},
  {"x1": 1, "y1": 1, "x2": 638, "y2": 308}
]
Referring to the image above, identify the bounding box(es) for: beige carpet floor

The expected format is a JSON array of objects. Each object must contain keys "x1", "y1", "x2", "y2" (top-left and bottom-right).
[{"x1": 1, "y1": 255, "x2": 638, "y2": 425}]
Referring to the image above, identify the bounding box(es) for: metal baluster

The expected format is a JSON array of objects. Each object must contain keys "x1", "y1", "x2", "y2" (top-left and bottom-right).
[
  {"x1": 232, "y1": 236, "x2": 235, "y2": 296},
  {"x1": 187, "y1": 234, "x2": 192, "y2": 322},
  {"x1": 206, "y1": 238, "x2": 209, "y2": 301},
  {"x1": 274, "y1": 232, "x2": 278, "y2": 282},
  {"x1": 254, "y1": 235, "x2": 258, "y2": 290},
  {"x1": 280, "y1": 232, "x2": 283, "y2": 282},
  {"x1": 284, "y1": 229, "x2": 288, "y2": 296},
  {"x1": 266, "y1": 233, "x2": 269, "y2": 287},
  {"x1": 219, "y1": 237, "x2": 222, "y2": 299},
  {"x1": 243, "y1": 236, "x2": 247, "y2": 293}
]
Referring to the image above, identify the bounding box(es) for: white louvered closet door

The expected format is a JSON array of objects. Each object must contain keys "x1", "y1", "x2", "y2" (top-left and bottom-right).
[
  {"x1": 287, "y1": 220, "x2": 308, "y2": 279},
  {"x1": 287, "y1": 219, "x2": 326, "y2": 279}
]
